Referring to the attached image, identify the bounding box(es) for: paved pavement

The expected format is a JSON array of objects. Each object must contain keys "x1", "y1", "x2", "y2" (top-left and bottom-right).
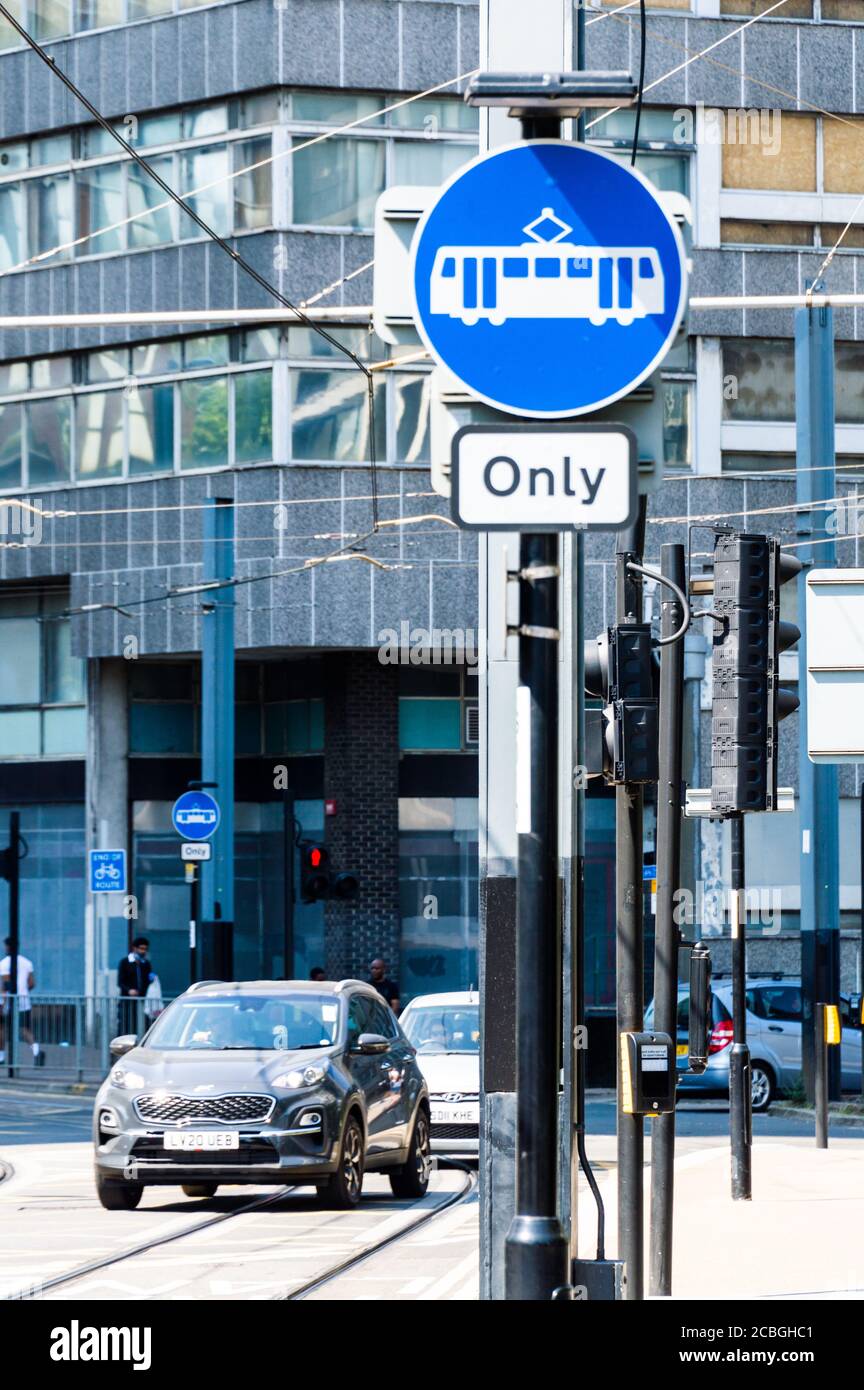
[{"x1": 1, "y1": 1088, "x2": 861, "y2": 1301}]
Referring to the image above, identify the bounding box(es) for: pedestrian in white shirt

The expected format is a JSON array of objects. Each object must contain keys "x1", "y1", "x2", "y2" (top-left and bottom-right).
[{"x1": 0, "y1": 938, "x2": 43, "y2": 1065}]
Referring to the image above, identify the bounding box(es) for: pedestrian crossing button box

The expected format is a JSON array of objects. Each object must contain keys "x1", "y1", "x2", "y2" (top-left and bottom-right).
[{"x1": 620, "y1": 1031, "x2": 675, "y2": 1115}]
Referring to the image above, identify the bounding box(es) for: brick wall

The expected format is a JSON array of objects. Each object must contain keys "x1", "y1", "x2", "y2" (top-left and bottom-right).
[{"x1": 323, "y1": 652, "x2": 400, "y2": 981}]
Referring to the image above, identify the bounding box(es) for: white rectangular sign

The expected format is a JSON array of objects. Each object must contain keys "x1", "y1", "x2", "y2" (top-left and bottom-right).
[
  {"x1": 451, "y1": 424, "x2": 637, "y2": 531},
  {"x1": 806, "y1": 569, "x2": 864, "y2": 762},
  {"x1": 181, "y1": 841, "x2": 212, "y2": 862}
]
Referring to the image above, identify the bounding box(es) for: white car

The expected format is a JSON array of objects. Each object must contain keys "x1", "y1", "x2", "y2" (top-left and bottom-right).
[{"x1": 399, "y1": 991, "x2": 479, "y2": 1156}]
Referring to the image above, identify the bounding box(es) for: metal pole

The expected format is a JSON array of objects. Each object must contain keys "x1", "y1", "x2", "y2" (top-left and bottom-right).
[
  {"x1": 729, "y1": 813, "x2": 752, "y2": 1200},
  {"x1": 649, "y1": 544, "x2": 686, "y2": 1297},
  {"x1": 504, "y1": 529, "x2": 569, "y2": 1301},
  {"x1": 796, "y1": 304, "x2": 840, "y2": 1104},
  {"x1": 815, "y1": 1003, "x2": 828, "y2": 1149},
  {"x1": 284, "y1": 787, "x2": 295, "y2": 979},
  {"x1": 5, "y1": 812, "x2": 20, "y2": 1079},
  {"x1": 616, "y1": 503, "x2": 646, "y2": 1302},
  {"x1": 860, "y1": 783, "x2": 864, "y2": 1098},
  {"x1": 187, "y1": 863, "x2": 198, "y2": 985},
  {"x1": 200, "y1": 497, "x2": 236, "y2": 980}
]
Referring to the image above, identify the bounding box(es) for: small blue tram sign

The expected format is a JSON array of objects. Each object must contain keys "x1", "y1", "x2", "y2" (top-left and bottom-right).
[
  {"x1": 411, "y1": 141, "x2": 688, "y2": 419},
  {"x1": 171, "y1": 790, "x2": 220, "y2": 841}
]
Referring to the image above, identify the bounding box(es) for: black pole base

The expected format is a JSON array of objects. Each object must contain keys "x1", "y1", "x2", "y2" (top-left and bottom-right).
[
  {"x1": 729, "y1": 1043, "x2": 752, "y2": 1201},
  {"x1": 504, "y1": 1215, "x2": 569, "y2": 1301}
]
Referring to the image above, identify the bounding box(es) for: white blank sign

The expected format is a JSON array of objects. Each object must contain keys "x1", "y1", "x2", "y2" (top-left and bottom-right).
[{"x1": 806, "y1": 569, "x2": 864, "y2": 762}]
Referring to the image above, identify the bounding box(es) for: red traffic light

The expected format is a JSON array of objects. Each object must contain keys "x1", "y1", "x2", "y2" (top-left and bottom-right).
[{"x1": 308, "y1": 846, "x2": 323, "y2": 868}]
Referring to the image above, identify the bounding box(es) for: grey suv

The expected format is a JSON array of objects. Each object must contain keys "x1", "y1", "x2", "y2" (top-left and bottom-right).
[{"x1": 93, "y1": 979, "x2": 430, "y2": 1211}]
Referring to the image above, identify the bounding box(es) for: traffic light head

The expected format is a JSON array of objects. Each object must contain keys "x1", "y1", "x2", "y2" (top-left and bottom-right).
[
  {"x1": 300, "y1": 843, "x2": 330, "y2": 903},
  {"x1": 710, "y1": 532, "x2": 801, "y2": 814},
  {"x1": 584, "y1": 623, "x2": 658, "y2": 784}
]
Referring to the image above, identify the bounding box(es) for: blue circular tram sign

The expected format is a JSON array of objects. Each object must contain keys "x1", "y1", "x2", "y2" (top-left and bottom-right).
[
  {"x1": 171, "y1": 790, "x2": 221, "y2": 841},
  {"x1": 411, "y1": 140, "x2": 687, "y2": 419}
]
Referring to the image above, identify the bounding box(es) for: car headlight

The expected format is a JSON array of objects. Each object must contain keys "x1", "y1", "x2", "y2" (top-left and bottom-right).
[
  {"x1": 272, "y1": 1064, "x2": 326, "y2": 1090},
  {"x1": 111, "y1": 1067, "x2": 146, "y2": 1090}
]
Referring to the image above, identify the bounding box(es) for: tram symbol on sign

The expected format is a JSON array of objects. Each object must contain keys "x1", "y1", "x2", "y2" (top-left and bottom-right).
[{"x1": 429, "y1": 207, "x2": 666, "y2": 330}]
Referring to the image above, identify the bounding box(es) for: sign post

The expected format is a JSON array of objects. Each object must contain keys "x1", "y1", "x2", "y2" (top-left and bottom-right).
[
  {"x1": 413, "y1": 70, "x2": 686, "y2": 1301},
  {"x1": 172, "y1": 791, "x2": 220, "y2": 985}
]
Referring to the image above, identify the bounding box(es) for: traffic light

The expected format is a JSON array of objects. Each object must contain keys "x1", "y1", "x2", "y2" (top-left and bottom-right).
[
  {"x1": 584, "y1": 623, "x2": 659, "y2": 784},
  {"x1": 300, "y1": 843, "x2": 330, "y2": 903},
  {"x1": 298, "y1": 843, "x2": 361, "y2": 904},
  {"x1": 710, "y1": 531, "x2": 801, "y2": 814}
]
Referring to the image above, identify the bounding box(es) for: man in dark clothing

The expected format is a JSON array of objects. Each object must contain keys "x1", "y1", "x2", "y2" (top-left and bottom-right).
[
  {"x1": 117, "y1": 936, "x2": 153, "y2": 1036},
  {"x1": 367, "y1": 958, "x2": 400, "y2": 1015}
]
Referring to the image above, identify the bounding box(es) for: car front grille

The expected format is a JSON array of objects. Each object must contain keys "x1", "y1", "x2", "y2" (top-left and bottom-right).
[
  {"x1": 431, "y1": 1122, "x2": 479, "y2": 1141},
  {"x1": 130, "y1": 1137, "x2": 278, "y2": 1167},
  {"x1": 133, "y1": 1093, "x2": 275, "y2": 1125}
]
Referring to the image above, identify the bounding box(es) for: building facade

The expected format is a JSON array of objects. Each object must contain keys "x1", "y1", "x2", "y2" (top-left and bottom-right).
[{"x1": 0, "y1": 0, "x2": 863, "y2": 1008}]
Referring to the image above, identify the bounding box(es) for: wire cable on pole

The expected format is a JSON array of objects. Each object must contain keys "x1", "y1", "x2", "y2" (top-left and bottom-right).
[{"x1": 631, "y1": 0, "x2": 647, "y2": 167}]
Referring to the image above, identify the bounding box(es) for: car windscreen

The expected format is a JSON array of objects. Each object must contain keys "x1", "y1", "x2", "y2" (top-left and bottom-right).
[
  {"x1": 402, "y1": 1005, "x2": 480, "y2": 1054},
  {"x1": 143, "y1": 995, "x2": 341, "y2": 1051}
]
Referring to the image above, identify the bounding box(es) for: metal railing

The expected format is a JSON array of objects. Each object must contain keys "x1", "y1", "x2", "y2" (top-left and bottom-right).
[{"x1": 1, "y1": 994, "x2": 170, "y2": 1083}]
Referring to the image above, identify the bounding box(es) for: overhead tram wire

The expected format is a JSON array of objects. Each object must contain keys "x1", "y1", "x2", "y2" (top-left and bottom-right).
[
  {"x1": 631, "y1": 0, "x2": 647, "y2": 167},
  {"x1": 0, "y1": 4, "x2": 391, "y2": 528}
]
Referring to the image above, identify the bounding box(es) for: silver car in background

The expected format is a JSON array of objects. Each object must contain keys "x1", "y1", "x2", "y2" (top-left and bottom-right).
[{"x1": 400, "y1": 991, "x2": 479, "y2": 1156}]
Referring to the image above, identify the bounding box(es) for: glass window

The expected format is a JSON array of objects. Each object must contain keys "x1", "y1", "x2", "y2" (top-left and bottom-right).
[
  {"x1": 291, "y1": 370, "x2": 384, "y2": 462},
  {"x1": 292, "y1": 136, "x2": 385, "y2": 227},
  {"x1": 86, "y1": 348, "x2": 129, "y2": 383},
  {"x1": 392, "y1": 139, "x2": 474, "y2": 187},
  {"x1": 0, "y1": 402, "x2": 23, "y2": 489},
  {"x1": 234, "y1": 137, "x2": 272, "y2": 230},
  {"x1": 43, "y1": 612, "x2": 85, "y2": 704},
  {"x1": 390, "y1": 97, "x2": 478, "y2": 133},
  {"x1": 722, "y1": 338, "x2": 795, "y2": 422},
  {"x1": 184, "y1": 334, "x2": 229, "y2": 369},
  {"x1": 0, "y1": 0, "x2": 22, "y2": 52},
  {"x1": 633, "y1": 152, "x2": 689, "y2": 195},
  {"x1": 77, "y1": 0, "x2": 123, "y2": 29},
  {"x1": 32, "y1": 356, "x2": 72, "y2": 390},
  {"x1": 836, "y1": 342, "x2": 864, "y2": 424},
  {"x1": 183, "y1": 105, "x2": 229, "y2": 140},
  {"x1": 721, "y1": 0, "x2": 811, "y2": 11},
  {"x1": 399, "y1": 698, "x2": 462, "y2": 750},
  {"x1": 0, "y1": 616, "x2": 39, "y2": 703},
  {"x1": 130, "y1": 662, "x2": 194, "y2": 700},
  {"x1": 293, "y1": 92, "x2": 385, "y2": 126},
  {"x1": 398, "y1": 797, "x2": 478, "y2": 1002},
  {"x1": 755, "y1": 986, "x2": 802, "y2": 1022},
  {"x1": 722, "y1": 453, "x2": 795, "y2": 474},
  {"x1": 130, "y1": 702, "x2": 196, "y2": 754},
  {"x1": 240, "y1": 92, "x2": 281, "y2": 129},
  {"x1": 234, "y1": 370, "x2": 273, "y2": 464},
  {"x1": 288, "y1": 324, "x2": 382, "y2": 361},
  {"x1": 42, "y1": 706, "x2": 86, "y2": 754},
  {"x1": 180, "y1": 376, "x2": 229, "y2": 469},
  {"x1": 242, "y1": 328, "x2": 280, "y2": 362},
  {"x1": 27, "y1": 172, "x2": 73, "y2": 258},
  {"x1": 264, "y1": 699, "x2": 324, "y2": 754},
  {"x1": 179, "y1": 145, "x2": 230, "y2": 239},
  {"x1": 822, "y1": 0, "x2": 862, "y2": 14},
  {"x1": 132, "y1": 338, "x2": 182, "y2": 376},
  {"x1": 75, "y1": 390, "x2": 125, "y2": 480},
  {"x1": 0, "y1": 362, "x2": 27, "y2": 395},
  {"x1": 0, "y1": 141, "x2": 28, "y2": 172},
  {"x1": 136, "y1": 111, "x2": 182, "y2": 148},
  {"x1": 32, "y1": 134, "x2": 72, "y2": 168},
  {"x1": 723, "y1": 112, "x2": 815, "y2": 191},
  {"x1": 347, "y1": 994, "x2": 374, "y2": 1045},
  {"x1": 393, "y1": 373, "x2": 430, "y2": 464},
  {"x1": 128, "y1": 0, "x2": 174, "y2": 18},
  {"x1": 0, "y1": 710, "x2": 40, "y2": 756},
  {"x1": 76, "y1": 161, "x2": 124, "y2": 254},
  {"x1": 27, "y1": 396, "x2": 72, "y2": 487},
  {"x1": 128, "y1": 155, "x2": 175, "y2": 249},
  {"x1": 0, "y1": 183, "x2": 24, "y2": 270},
  {"x1": 33, "y1": 0, "x2": 72, "y2": 40},
  {"x1": 722, "y1": 219, "x2": 814, "y2": 247},
  {"x1": 128, "y1": 382, "x2": 175, "y2": 476},
  {"x1": 821, "y1": 223, "x2": 864, "y2": 250},
  {"x1": 663, "y1": 380, "x2": 691, "y2": 469}
]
